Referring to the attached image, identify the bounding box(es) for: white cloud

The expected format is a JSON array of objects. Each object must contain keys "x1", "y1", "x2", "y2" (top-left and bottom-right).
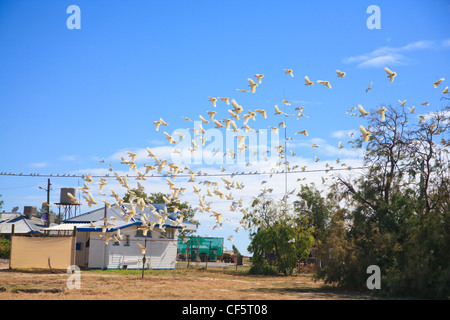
[
  {"x1": 146, "y1": 139, "x2": 167, "y2": 146},
  {"x1": 29, "y1": 162, "x2": 48, "y2": 168},
  {"x1": 331, "y1": 129, "x2": 355, "y2": 139},
  {"x1": 401, "y1": 40, "x2": 434, "y2": 50},
  {"x1": 358, "y1": 54, "x2": 406, "y2": 68},
  {"x1": 290, "y1": 100, "x2": 322, "y2": 106},
  {"x1": 288, "y1": 137, "x2": 363, "y2": 159},
  {"x1": 59, "y1": 155, "x2": 79, "y2": 162},
  {"x1": 109, "y1": 146, "x2": 174, "y2": 163},
  {"x1": 343, "y1": 40, "x2": 434, "y2": 68},
  {"x1": 321, "y1": 144, "x2": 364, "y2": 159},
  {"x1": 419, "y1": 109, "x2": 450, "y2": 123}
]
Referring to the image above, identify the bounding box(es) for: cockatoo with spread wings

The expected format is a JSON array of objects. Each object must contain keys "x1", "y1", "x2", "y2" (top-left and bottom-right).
[
  {"x1": 358, "y1": 104, "x2": 370, "y2": 117},
  {"x1": 377, "y1": 106, "x2": 387, "y2": 121},
  {"x1": 384, "y1": 67, "x2": 397, "y2": 83},
  {"x1": 284, "y1": 69, "x2": 294, "y2": 77},
  {"x1": 248, "y1": 78, "x2": 258, "y2": 93},
  {"x1": 255, "y1": 74, "x2": 264, "y2": 84},
  {"x1": 317, "y1": 80, "x2": 332, "y2": 89},
  {"x1": 433, "y1": 78, "x2": 445, "y2": 88},
  {"x1": 336, "y1": 70, "x2": 346, "y2": 78},
  {"x1": 360, "y1": 125, "x2": 371, "y2": 142}
]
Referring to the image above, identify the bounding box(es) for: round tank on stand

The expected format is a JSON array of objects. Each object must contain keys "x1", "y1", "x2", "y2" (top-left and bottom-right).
[{"x1": 60, "y1": 187, "x2": 77, "y2": 204}]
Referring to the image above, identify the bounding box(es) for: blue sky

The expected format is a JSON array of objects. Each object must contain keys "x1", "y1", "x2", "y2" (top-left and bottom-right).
[{"x1": 0, "y1": 0, "x2": 449, "y2": 254}]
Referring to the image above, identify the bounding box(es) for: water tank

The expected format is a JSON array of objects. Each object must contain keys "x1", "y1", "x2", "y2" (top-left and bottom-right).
[
  {"x1": 60, "y1": 187, "x2": 77, "y2": 204},
  {"x1": 24, "y1": 206, "x2": 37, "y2": 219}
]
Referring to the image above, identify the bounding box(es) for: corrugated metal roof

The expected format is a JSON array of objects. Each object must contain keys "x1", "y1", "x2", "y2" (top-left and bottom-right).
[
  {"x1": 64, "y1": 203, "x2": 197, "y2": 232},
  {"x1": 43, "y1": 223, "x2": 89, "y2": 231},
  {"x1": 0, "y1": 214, "x2": 45, "y2": 234},
  {"x1": 63, "y1": 204, "x2": 165, "y2": 223}
]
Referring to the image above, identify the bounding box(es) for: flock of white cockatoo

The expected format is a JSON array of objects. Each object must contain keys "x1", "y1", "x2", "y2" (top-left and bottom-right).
[{"x1": 1, "y1": 67, "x2": 448, "y2": 249}]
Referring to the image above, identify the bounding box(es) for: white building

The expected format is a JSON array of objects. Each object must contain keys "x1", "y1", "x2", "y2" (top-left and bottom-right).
[{"x1": 46, "y1": 203, "x2": 197, "y2": 269}]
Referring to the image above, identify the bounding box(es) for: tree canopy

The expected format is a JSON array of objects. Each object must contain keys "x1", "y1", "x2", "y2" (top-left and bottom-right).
[
  {"x1": 314, "y1": 103, "x2": 449, "y2": 298},
  {"x1": 244, "y1": 197, "x2": 314, "y2": 275}
]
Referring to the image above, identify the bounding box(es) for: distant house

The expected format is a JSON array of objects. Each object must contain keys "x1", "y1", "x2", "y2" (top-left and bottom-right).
[
  {"x1": 44, "y1": 203, "x2": 197, "y2": 269},
  {"x1": 0, "y1": 207, "x2": 57, "y2": 237}
]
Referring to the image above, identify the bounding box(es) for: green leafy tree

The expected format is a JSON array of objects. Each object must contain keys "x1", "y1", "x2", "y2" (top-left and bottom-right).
[
  {"x1": 122, "y1": 189, "x2": 149, "y2": 203},
  {"x1": 314, "y1": 205, "x2": 358, "y2": 287},
  {"x1": 316, "y1": 104, "x2": 450, "y2": 298},
  {"x1": 0, "y1": 238, "x2": 11, "y2": 259},
  {"x1": 244, "y1": 197, "x2": 314, "y2": 275},
  {"x1": 293, "y1": 185, "x2": 330, "y2": 238},
  {"x1": 0, "y1": 195, "x2": 10, "y2": 258}
]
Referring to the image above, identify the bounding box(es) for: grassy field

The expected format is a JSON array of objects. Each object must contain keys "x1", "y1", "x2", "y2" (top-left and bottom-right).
[{"x1": 0, "y1": 264, "x2": 377, "y2": 300}]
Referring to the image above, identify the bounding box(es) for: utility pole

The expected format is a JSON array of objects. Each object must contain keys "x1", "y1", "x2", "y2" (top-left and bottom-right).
[
  {"x1": 46, "y1": 179, "x2": 51, "y2": 227},
  {"x1": 102, "y1": 203, "x2": 107, "y2": 270},
  {"x1": 142, "y1": 236, "x2": 147, "y2": 279},
  {"x1": 283, "y1": 90, "x2": 288, "y2": 214},
  {"x1": 39, "y1": 180, "x2": 51, "y2": 227},
  {"x1": 284, "y1": 110, "x2": 288, "y2": 197},
  {"x1": 186, "y1": 240, "x2": 190, "y2": 269}
]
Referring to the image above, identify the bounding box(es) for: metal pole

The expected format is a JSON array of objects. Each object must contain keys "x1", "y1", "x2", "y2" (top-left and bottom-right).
[
  {"x1": 187, "y1": 240, "x2": 190, "y2": 269},
  {"x1": 72, "y1": 226, "x2": 77, "y2": 267},
  {"x1": 206, "y1": 241, "x2": 210, "y2": 270},
  {"x1": 9, "y1": 224, "x2": 15, "y2": 269},
  {"x1": 102, "y1": 204, "x2": 107, "y2": 270},
  {"x1": 283, "y1": 93, "x2": 288, "y2": 214},
  {"x1": 46, "y1": 178, "x2": 51, "y2": 227},
  {"x1": 142, "y1": 237, "x2": 147, "y2": 279},
  {"x1": 285, "y1": 115, "x2": 288, "y2": 209},
  {"x1": 284, "y1": 103, "x2": 287, "y2": 195}
]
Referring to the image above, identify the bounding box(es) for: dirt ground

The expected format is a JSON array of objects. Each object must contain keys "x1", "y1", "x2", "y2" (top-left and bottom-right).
[{"x1": 0, "y1": 262, "x2": 374, "y2": 300}]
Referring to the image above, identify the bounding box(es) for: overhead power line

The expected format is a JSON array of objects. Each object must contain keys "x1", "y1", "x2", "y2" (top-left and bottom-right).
[{"x1": 0, "y1": 166, "x2": 366, "y2": 180}]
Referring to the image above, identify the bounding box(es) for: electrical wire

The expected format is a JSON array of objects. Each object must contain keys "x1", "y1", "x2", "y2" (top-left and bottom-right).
[
  {"x1": 0, "y1": 183, "x2": 43, "y2": 190},
  {"x1": 0, "y1": 166, "x2": 366, "y2": 180}
]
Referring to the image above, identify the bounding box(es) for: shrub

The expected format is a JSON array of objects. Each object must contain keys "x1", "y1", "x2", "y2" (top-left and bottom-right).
[{"x1": 0, "y1": 238, "x2": 11, "y2": 259}]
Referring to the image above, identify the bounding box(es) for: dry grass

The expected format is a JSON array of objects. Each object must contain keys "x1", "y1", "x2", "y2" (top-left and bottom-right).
[{"x1": 0, "y1": 265, "x2": 375, "y2": 300}]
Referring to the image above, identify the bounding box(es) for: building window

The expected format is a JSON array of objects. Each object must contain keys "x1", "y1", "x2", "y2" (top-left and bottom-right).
[
  {"x1": 136, "y1": 229, "x2": 152, "y2": 238},
  {"x1": 124, "y1": 235, "x2": 130, "y2": 246},
  {"x1": 164, "y1": 229, "x2": 174, "y2": 239}
]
